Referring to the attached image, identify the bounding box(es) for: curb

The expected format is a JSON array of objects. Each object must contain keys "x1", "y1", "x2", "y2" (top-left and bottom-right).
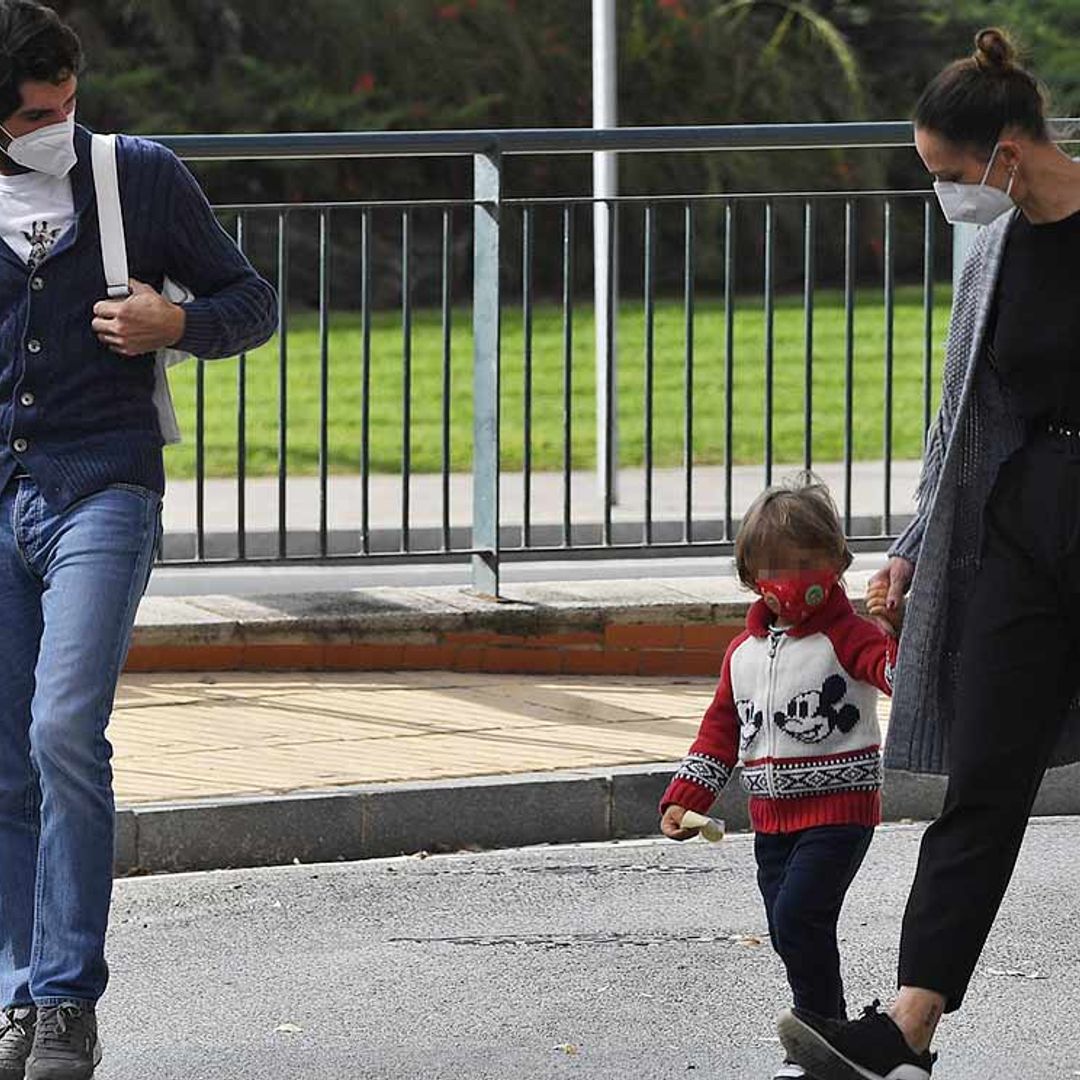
[
  {"x1": 125, "y1": 573, "x2": 884, "y2": 676},
  {"x1": 113, "y1": 760, "x2": 1080, "y2": 875}
]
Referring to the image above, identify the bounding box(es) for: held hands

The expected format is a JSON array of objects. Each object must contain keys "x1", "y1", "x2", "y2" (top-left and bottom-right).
[
  {"x1": 92, "y1": 278, "x2": 186, "y2": 357},
  {"x1": 865, "y1": 556, "x2": 913, "y2": 637},
  {"x1": 660, "y1": 803, "x2": 699, "y2": 842}
]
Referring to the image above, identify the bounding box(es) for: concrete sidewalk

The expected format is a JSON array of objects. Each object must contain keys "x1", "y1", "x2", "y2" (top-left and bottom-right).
[
  {"x1": 112, "y1": 671, "x2": 727, "y2": 804},
  {"x1": 158, "y1": 461, "x2": 921, "y2": 557},
  {"x1": 109, "y1": 668, "x2": 1080, "y2": 876}
]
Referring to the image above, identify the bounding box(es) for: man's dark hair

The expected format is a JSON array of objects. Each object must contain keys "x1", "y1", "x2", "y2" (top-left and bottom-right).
[{"x1": 0, "y1": 1, "x2": 82, "y2": 122}]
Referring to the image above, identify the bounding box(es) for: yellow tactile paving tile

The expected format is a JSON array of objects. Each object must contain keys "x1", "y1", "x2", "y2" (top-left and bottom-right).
[{"x1": 108, "y1": 673, "x2": 895, "y2": 804}]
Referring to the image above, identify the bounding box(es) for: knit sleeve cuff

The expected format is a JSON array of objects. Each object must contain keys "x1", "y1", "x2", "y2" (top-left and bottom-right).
[
  {"x1": 659, "y1": 755, "x2": 732, "y2": 814},
  {"x1": 888, "y1": 514, "x2": 925, "y2": 566},
  {"x1": 174, "y1": 299, "x2": 222, "y2": 359}
]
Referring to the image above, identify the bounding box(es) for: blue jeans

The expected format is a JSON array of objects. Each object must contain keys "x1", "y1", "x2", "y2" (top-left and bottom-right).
[
  {"x1": 0, "y1": 477, "x2": 160, "y2": 1007},
  {"x1": 755, "y1": 824, "x2": 873, "y2": 1019}
]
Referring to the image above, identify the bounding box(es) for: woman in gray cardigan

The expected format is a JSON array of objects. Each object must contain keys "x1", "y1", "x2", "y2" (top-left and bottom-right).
[{"x1": 778, "y1": 27, "x2": 1080, "y2": 1080}]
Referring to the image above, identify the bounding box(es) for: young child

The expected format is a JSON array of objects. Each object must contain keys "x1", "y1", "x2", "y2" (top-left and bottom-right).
[{"x1": 659, "y1": 476, "x2": 900, "y2": 1080}]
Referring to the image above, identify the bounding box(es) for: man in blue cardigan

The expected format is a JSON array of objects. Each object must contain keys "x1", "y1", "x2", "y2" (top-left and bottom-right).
[{"x1": 0, "y1": 3, "x2": 277, "y2": 1077}]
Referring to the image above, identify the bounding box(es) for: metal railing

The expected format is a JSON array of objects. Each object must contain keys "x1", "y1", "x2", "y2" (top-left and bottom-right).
[{"x1": 154, "y1": 120, "x2": 1077, "y2": 594}]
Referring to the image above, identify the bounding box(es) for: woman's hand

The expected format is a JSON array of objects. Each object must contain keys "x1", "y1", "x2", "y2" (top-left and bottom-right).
[
  {"x1": 660, "y1": 804, "x2": 698, "y2": 841},
  {"x1": 867, "y1": 580, "x2": 903, "y2": 635},
  {"x1": 866, "y1": 557, "x2": 913, "y2": 635}
]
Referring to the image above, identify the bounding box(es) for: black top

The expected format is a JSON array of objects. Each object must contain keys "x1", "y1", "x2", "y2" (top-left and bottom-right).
[{"x1": 990, "y1": 208, "x2": 1080, "y2": 422}]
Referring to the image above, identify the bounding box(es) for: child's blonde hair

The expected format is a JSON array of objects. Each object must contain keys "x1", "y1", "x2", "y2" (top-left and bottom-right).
[{"x1": 734, "y1": 472, "x2": 853, "y2": 590}]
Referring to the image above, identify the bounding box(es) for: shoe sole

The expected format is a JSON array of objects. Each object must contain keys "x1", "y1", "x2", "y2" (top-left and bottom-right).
[
  {"x1": 25, "y1": 1037, "x2": 102, "y2": 1080},
  {"x1": 777, "y1": 1011, "x2": 931, "y2": 1080}
]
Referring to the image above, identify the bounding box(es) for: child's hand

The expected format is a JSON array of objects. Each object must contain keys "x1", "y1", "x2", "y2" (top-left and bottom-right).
[
  {"x1": 866, "y1": 579, "x2": 904, "y2": 636},
  {"x1": 660, "y1": 804, "x2": 699, "y2": 841}
]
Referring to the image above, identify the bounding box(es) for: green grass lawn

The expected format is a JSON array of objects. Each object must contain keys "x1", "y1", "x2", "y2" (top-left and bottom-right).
[{"x1": 163, "y1": 284, "x2": 950, "y2": 479}]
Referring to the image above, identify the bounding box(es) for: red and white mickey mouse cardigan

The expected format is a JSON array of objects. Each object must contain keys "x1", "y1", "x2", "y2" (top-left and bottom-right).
[{"x1": 661, "y1": 586, "x2": 897, "y2": 834}]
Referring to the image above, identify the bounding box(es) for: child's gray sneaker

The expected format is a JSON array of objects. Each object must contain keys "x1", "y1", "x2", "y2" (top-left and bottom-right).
[
  {"x1": 0, "y1": 1007, "x2": 35, "y2": 1079},
  {"x1": 25, "y1": 1003, "x2": 101, "y2": 1080}
]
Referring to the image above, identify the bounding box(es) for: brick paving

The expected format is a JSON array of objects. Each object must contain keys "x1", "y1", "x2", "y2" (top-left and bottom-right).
[{"x1": 110, "y1": 670, "x2": 890, "y2": 805}]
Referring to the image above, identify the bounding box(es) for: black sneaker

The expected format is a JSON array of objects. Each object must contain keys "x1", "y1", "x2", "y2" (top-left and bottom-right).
[
  {"x1": 25, "y1": 1003, "x2": 101, "y2": 1080},
  {"x1": 0, "y1": 1006, "x2": 35, "y2": 1079},
  {"x1": 777, "y1": 1001, "x2": 935, "y2": 1080}
]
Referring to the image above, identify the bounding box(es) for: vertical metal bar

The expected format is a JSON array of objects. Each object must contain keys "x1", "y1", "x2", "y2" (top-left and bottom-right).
[
  {"x1": 562, "y1": 204, "x2": 574, "y2": 548},
  {"x1": 602, "y1": 199, "x2": 616, "y2": 547},
  {"x1": 276, "y1": 210, "x2": 289, "y2": 559},
  {"x1": 472, "y1": 152, "x2": 501, "y2": 595},
  {"x1": 723, "y1": 201, "x2": 735, "y2": 543},
  {"x1": 401, "y1": 208, "x2": 412, "y2": 553},
  {"x1": 195, "y1": 357, "x2": 205, "y2": 560},
  {"x1": 683, "y1": 201, "x2": 694, "y2": 543},
  {"x1": 593, "y1": 0, "x2": 620, "y2": 513},
  {"x1": 883, "y1": 199, "x2": 895, "y2": 535},
  {"x1": 360, "y1": 209, "x2": 372, "y2": 555},
  {"x1": 318, "y1": 209, "x2": 330, "y2": 558},
  {"x1": 803, "y1": 200, "x2": 814, "y2": 474},
  {"x1": 843, "y1": 199, "x2": 856, "y2": 533},
  {"x1": 643, "y1": 202, "x2": 655, "y2": 546},
  {"x1": 441, "y1": 208, "x2": 453, "y2": 552},
  {"x1": 922, "y1": 197, "x2": 935, "y2": 448},
  {"x1": 235, "y1": 213, "x2": 247, "y2": 561},
  {"x1": 522, "y1": 206, "x2": 534, "y2": 548},
  {"x1": 763, "y1": 200, "x2": 775, "y2": 487}
]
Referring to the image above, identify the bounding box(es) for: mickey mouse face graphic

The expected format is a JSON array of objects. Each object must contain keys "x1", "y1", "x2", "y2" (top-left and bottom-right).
[
  {"x1": 736, "y1": 698, "x2": 765, "y2": 751},
  {"x1": 773, "y1": 673, "x2": 860, "y2": 744}
]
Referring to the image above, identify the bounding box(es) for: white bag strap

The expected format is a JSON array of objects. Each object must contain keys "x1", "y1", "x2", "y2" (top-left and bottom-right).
[{"x1": 90, "y1": 133, "x2": 131, "y2": 298}]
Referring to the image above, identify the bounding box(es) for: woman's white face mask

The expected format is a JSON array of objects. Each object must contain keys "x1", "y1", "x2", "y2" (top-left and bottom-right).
[
  {"x1": 933, "y1": 143, "x2": 1017, "y2": 226},
  {"x1": 0, "y1": 112, "x2": 76, "y2": 178}
]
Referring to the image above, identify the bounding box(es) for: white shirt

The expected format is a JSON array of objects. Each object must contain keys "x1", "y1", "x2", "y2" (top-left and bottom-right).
[{"x1": 0, "y1": 169, "x2": 74, "y2": 270}]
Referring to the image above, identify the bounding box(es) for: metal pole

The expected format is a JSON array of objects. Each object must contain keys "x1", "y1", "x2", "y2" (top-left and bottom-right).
[
  {"x1": 592, "y1": 0, "x2": 618, "y2": 504},
  {"x1": 472, "y1": 152, "x2": 502, "y2": 597}
]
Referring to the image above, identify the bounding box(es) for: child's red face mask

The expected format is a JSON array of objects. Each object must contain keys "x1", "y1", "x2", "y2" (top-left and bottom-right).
[{"x1": 755, "y1": 569, "x2": 839, "y2": 624}]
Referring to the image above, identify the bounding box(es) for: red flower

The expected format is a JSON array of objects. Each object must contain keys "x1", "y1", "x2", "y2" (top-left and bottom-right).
[
  {"x1": 352, "y1": 71, "x2": 376, "y2": 94},
  {"x1": 438, "y1": 3, "x2": 461, "y2": 18}
]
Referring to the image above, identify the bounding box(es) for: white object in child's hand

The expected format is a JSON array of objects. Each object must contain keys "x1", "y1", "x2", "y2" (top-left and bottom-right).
[{"x1": 679, "y1": 810, "x2": 725, "y2": 842}]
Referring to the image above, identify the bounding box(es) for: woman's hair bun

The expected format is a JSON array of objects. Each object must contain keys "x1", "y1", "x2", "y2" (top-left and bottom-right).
[{"x1": 973, "y1": 27, "x2": 1016, "y2": 73}]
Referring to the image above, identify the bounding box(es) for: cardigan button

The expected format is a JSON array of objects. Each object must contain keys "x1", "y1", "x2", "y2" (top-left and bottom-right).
[
  {"x1": 29, "y1": 277, "x2": 43, "y2": 291},
  {"x1": 26, "y1": 339, "x2": 41, "y2": 354},
  {"x1": 12, "y1": 438, "x2": 27, "y2": 453},
  {"x1": 19, "y1": 392, "x2": 33, "y2": 407}
]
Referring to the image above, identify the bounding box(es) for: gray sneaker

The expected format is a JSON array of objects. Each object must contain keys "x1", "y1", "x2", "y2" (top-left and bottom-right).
[
  {"x1": 25, "y1": 1003, "x2": 100, "y2": 1080},
  {"x1": 0, "y1": 1007, "x2": 35, "y2": 1079}
]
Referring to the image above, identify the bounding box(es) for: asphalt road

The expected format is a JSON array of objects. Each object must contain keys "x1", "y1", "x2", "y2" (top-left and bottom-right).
[{"x1": 97, "y1": 818, "x2": 1080, "y2": 1079}]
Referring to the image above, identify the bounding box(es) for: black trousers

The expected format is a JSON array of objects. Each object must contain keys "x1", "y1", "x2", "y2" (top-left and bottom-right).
[
  {"x1": 898, "y1": 433, "x2": 1079, "y2": 1011},
  {"x1": 756, "y1": 824, "x2": 873, "y2": 1019}
]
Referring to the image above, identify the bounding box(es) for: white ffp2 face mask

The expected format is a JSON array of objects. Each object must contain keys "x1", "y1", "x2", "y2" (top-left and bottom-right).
[
  {"x1": 0, "y1": 112, "x2": 76, "y2": 177},
  {"x1": 933, "y1": 144, "x2": 1017, "y2": 226}
]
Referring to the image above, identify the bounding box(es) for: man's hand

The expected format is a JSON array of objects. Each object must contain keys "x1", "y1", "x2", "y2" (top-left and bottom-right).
[
  {"x1": 865, "y1": 556, "x2": 913, "y2": 636},
  {"x1": 92, "y1": 278, "x2": 186, "y2": 357},
  {"x1": 660, "y1": 804, "x2": 698, "y2": 841}
]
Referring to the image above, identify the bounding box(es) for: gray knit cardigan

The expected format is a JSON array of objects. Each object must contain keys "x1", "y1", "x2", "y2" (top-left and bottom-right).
[{"x1": 885, "y1": 209, "x2": 1080, "y2": 775}]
